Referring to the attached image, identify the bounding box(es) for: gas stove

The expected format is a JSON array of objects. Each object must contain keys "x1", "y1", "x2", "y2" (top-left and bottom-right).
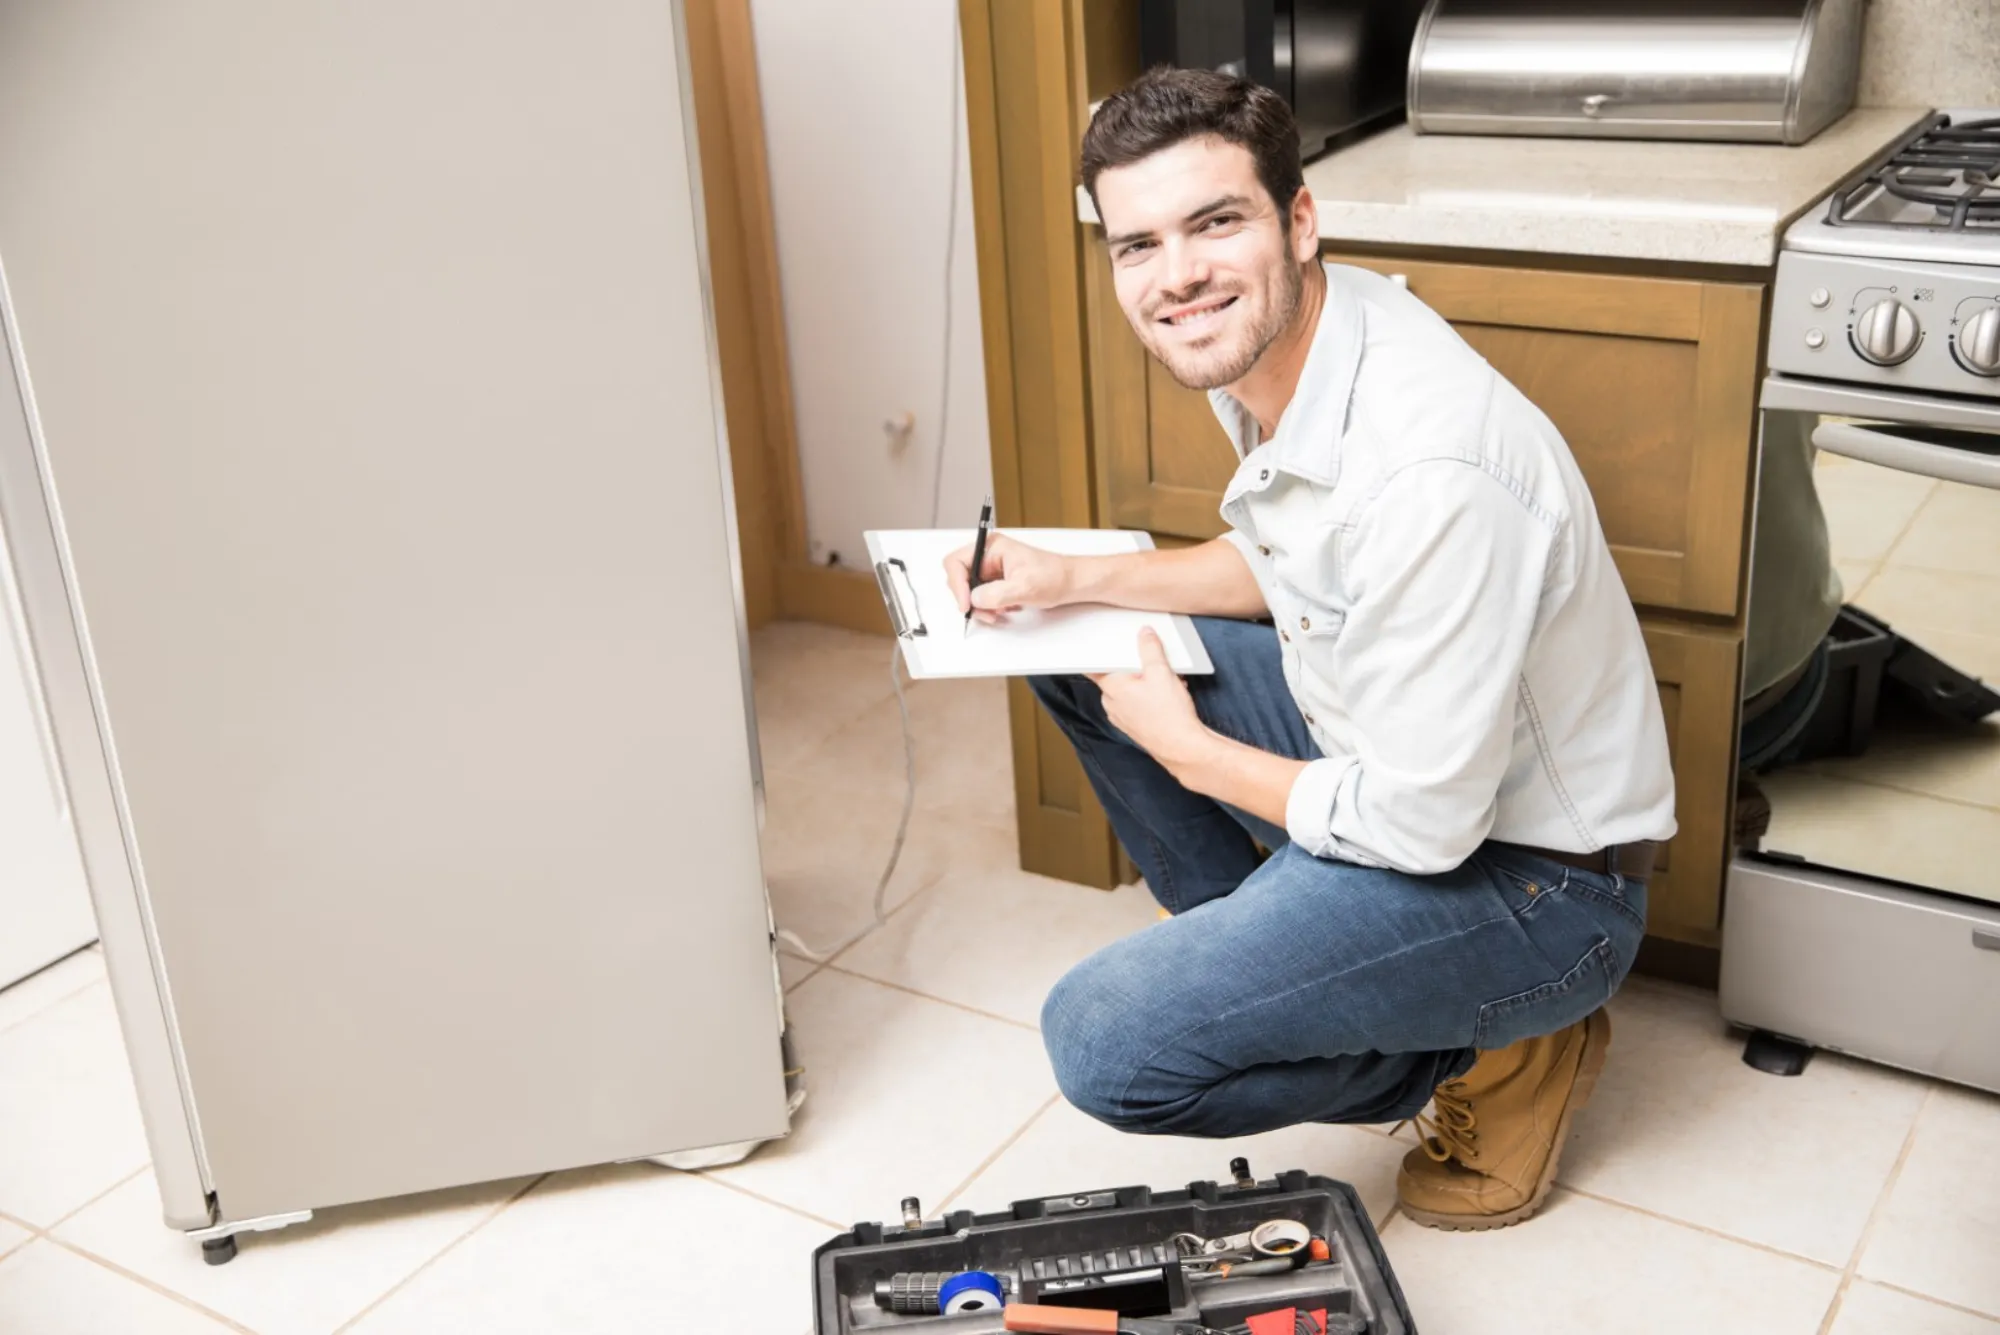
[
  {"x1": 1769, "y1": 110, "x2": 2000, "y2": 399},
  {"x1": 1730, "y1": 111, "x2": 2000, "y2": 1100}
]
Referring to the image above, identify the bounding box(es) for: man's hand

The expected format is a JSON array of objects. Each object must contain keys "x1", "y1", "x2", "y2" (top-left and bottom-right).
[
  {"x1": 1088, "y1": 627, "x2": 1215, "y2": 776},
  {"x1": 946, "y1": 533, "x2": 1076, "y2": 625}
]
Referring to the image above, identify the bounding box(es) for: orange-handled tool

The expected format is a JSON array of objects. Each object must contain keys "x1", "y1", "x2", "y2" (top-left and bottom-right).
[
  {"x1": 1003, "y1": 1307, "x2": 1119, "y2": 1334},
  {"x1": 1002, "y1": 1304, "x2": 1226, "y2": 1334}
]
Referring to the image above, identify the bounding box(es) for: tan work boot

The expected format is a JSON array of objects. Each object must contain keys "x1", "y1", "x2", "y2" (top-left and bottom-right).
[{"x1": 1395, "y1": 1008, "x2": 1611, "y2": 1230}]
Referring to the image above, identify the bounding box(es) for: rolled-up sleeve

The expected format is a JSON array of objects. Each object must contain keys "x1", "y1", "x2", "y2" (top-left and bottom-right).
[{"x1": 1286, "y1": 459, "x2": 1557, "y2": 874}]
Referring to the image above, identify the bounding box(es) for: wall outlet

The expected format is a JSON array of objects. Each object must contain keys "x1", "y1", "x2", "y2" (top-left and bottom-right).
[{"x1": 883, "y1": 410, "x2": 915, "y2": 453}]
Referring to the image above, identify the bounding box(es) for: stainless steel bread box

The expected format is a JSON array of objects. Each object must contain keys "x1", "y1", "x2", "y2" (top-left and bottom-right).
[{"x1": 1407, "y1": 0, "x2": 1865, "y2": 144}]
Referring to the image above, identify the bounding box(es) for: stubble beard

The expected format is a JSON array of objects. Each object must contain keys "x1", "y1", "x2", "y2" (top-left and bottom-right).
[{"x1": 1145, "y1": 249, "x2": 1305, "y2": 393}]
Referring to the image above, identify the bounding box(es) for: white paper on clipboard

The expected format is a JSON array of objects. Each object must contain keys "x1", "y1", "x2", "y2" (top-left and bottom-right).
[{"x1": 861, "y1": 527, "x2": 1216, "y2": 680}]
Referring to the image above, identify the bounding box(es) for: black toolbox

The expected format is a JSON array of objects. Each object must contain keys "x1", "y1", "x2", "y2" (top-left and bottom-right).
[{"x1": 812, "y1": 1162, "x2": 1415, "y2": 1334}]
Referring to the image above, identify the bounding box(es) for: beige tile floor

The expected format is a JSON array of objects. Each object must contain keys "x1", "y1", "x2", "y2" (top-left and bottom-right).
[{"x1": 3, "y1": 620, "x2": 1997, "y2": 1334}]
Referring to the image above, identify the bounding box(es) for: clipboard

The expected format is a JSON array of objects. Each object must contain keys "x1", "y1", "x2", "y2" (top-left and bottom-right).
[{"x1": 861, "y1": 527, "x2": 1216, "y2": 680}]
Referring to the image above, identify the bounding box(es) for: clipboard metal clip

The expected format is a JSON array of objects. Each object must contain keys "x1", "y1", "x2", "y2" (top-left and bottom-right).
[{"x1": 873, "y1": 557, "x2": 928, "y2": 640}]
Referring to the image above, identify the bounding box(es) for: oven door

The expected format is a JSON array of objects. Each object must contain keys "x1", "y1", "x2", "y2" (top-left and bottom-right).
[{"x1": 1743, "y1": 376, "x2": 2000, "y2": 909}]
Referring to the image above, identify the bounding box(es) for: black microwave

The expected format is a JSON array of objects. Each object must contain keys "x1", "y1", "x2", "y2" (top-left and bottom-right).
[{"x1": 1139, "y1": 0, "x2": 1427, "y2": 162}]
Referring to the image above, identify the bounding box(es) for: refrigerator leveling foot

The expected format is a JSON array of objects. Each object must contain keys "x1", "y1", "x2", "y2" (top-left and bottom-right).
[
  {"x1": 184, "y1": 1206, "x2": 313, "y2": 1262},
  {"x1": 1742, "y1": 1029, "x2": 1814, "y2": 1076}
]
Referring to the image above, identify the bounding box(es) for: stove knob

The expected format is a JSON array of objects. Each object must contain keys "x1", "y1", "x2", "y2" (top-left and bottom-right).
[
  {"x1": 1956, "y1": 306, "x2": 2000, "y2": 377},
  {"x1": 1852, "y1": 297, "x2": 1921, "y2": 366}
]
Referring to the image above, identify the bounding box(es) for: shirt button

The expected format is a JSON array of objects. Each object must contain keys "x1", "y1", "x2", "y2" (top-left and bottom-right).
[
  {"x1": 1258, "y1": 468, "x2": 1271, "y2": 482},
  {"x1": 1280, "y1": 630, "x2": 1290, "y2": 643},
  {"x1": 1300, "y1": 616, "x2": 1311, "y2": 631},
  {"x1": 1257, "y1": 544, "x2": 1271, "y2": 557},
  {"x1": 1304, "y1": 712, "x2": 1315, "y2": 725}
]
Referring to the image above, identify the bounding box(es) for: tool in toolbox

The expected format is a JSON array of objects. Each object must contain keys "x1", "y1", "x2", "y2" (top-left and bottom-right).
[
  {"x1": 1002, "y1": 1303, "x2": 1359, "y2": 1335},
  {"x1": 811, "y1": 1161, "x2": 1416, "y2": 1333},
  {"x1": 876, "y1": 1270, "x2": 1015, "y2": 1315},
  {"x1": 1001, "y1": 1304, "x2": 1230, "y2": 1334},
  {"x1": 1170, "y1": 1218, "x2": 1313, "y2": 1280}
]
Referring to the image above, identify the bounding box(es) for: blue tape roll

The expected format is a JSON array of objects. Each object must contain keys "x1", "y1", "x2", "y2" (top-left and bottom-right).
[{"x1": 936, "y1": 1270, "x2": 1005, "y2": 1315}]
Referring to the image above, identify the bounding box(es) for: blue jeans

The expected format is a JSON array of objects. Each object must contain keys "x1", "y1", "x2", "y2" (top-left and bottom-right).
[{"x1": 1029, "y1": 616, "x2": 1647, "y2": 1137}]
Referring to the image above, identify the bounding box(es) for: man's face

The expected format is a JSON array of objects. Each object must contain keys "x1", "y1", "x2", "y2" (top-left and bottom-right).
[{"x1": 1094, "y1": 136, "x2": 1308, "y2": 391}]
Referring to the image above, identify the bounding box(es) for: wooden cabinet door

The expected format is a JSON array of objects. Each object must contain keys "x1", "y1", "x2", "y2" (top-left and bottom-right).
[
  {"x1": 1088, "y1": 246, "x2": 1767, "y2": 616},
  {"x1": 1638, "y1": 618, "x2": 1743, "y2": 946},
  {"x1": 1326, "y1": 255, "x2": 1764, "y2": 617}
]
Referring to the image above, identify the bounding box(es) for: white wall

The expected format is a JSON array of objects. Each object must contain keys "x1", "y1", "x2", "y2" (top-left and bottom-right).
[{"x1": 749, "y1": 0, "x2": 992, "y2": 569}]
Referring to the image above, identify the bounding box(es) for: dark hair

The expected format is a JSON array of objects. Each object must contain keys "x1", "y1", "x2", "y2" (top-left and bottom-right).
[{"x1": 1079, "y1": 66, "x2": 1304, "y2": 215}]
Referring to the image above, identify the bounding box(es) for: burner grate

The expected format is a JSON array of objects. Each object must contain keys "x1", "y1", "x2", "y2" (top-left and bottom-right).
[{"x1": 1829, "y1": 115, "x2": 2000, "y2": 232}]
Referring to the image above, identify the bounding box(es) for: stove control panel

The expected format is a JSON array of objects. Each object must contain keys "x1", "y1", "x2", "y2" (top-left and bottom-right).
[{"x1": 1771, "y1": 252, "x2": 2000, "y2": 398}]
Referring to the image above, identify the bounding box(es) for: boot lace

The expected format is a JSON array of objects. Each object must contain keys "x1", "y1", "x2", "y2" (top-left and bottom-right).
[{"x1": 1414, "y1": 1079, "x2": 1478, "y2": 1163}]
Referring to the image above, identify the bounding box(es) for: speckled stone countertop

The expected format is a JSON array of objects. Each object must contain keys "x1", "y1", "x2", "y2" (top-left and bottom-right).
[{"x1": 1079, "y1": 107, "x2": 1934, "y2": 268}]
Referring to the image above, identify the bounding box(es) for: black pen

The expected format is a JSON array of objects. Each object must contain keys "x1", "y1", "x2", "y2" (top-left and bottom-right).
[{"x1": 964, "y1": 494, "x2": 994, "y2": 636}]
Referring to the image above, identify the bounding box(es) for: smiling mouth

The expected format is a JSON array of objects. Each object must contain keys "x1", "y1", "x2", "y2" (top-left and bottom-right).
[{"x1": 1159, "y1": 295, "x2": 1237, "y2": 330}]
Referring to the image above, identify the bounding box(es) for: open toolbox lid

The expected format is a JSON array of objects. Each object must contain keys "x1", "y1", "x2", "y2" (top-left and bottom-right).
[{"x1": 812, "y1": 1164, "x2": 1416, "y2": 1334}]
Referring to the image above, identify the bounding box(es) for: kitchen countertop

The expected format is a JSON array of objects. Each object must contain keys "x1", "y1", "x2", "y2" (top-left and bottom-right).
[{"x1": 1077, "y1": 107, "x2": 1933, "y2": 268}]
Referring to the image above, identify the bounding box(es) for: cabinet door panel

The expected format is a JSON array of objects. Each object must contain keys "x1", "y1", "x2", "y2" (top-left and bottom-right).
[
  {"x1": 1453, "y1": 324, "x2": 1697, "y2": 558},
  {"x1": 1639, "y1": 618, "x2": 1742, "y2": 946}
]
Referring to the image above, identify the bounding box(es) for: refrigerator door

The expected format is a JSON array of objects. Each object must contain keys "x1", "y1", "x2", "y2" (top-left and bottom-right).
[{"x1": 0, "y1": 0, "x2": 788, "y2": 1226}]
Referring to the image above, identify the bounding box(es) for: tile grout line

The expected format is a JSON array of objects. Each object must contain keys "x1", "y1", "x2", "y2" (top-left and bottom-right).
[
  {"x1": 771, "y1": 809, "x2": 1015, "y2": 978},
  {"x1": 0, "y1": 983, "x2": 108, "y2": 1039},
  {"x1": 771, "y1": 806, "x2": 1021, "y2": 978},
  {"x1": 936, "y1": 1094, "x2": 1063, "y2": 1216},
  {"x1": 0, "y1": 1206, "x2": 42, "y2": 1237},
  {"x1": 694, "y1": 1172, "x2": 846, "y2": 1233},
  {"x1": 329, "y1": 1171, "x2": 551, "y2": 1335},
  {"x1": 1813, "y1": 1085, "x2": 1933, "y2": 1335},
  {"x1": 1865, "y1": 1277, "x2": 2000, "y2": 1326},
  {"x1": 40, "y1": 1164, "x2": 150, "y2": 1235},
  {"x1": 819, "y1": 871, "x2": 950, "y2": 974},
  {"x1": 0, "y1": 1212, "x2": 38, "y2": 1265},
  {"x1": 44, "y1": 1235, "x2": 260, "y2": 1335},
  {"x1": 816, "y1": 963, "x2": 1043, "y2": 1033},
  {"x1": 1864, "y1": 477, "x2": 1944, "y2": 578},
  {"x1": 1789, "y1": 766, "x2": 2000, "y2": 816},
  {"x1": 1548, "y1": 1184, "x2": 1844, "y2": 1274}
]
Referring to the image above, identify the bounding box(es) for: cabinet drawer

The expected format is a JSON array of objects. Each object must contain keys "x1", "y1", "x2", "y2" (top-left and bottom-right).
[
  {"x1": 1087, "y1": 246, "x2": 1766, "y2": 616},
  {"x1": 1639, "y1": 617, "x2": 1743, "y2": 945}
]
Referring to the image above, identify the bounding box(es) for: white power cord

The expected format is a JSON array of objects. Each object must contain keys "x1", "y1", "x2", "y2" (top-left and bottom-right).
[
  {"x1": 773, "y1": 650, "x2": 918, "y2": 962},
  {"x1": 772, "y1": 4, "x2": 962, "y2": 964}
]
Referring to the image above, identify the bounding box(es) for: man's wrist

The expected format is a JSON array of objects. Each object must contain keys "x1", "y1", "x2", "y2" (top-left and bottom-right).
[
  {"x1": 1060, "y1": 553, "x2": 1109, "y2": 608},
  {"x1": 1163, "y1": 726, "x2": 1233, "y2": 791}
]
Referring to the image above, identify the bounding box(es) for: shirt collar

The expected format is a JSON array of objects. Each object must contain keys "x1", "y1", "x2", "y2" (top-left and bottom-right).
[{"x1": 1209, "y1": 263, "x2": 1363, "y2": 489}]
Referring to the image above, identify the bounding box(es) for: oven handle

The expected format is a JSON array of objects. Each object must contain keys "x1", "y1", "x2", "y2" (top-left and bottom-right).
[{"x1": 1810, "y1": 421, "x2": 2000, "y2": 492}]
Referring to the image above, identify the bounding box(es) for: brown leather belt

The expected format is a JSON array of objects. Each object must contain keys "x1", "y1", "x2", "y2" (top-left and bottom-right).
[{"x1": 1517, "y1": 840, "x2": 1659, "y2": 882}]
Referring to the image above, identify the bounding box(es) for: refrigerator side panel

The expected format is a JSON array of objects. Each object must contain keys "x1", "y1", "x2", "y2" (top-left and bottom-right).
[
  {"x1": 0, "y1": 0, "x2": 787, "y2": 1222},
  {"x1": 0, "y1": 261, "x2": 213, "y2": 1230}
]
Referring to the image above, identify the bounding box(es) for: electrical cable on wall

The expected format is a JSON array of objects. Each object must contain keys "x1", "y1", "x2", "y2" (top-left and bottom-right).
[{"x1": 774, "y1": 3, "x2": 962, "y2": 963}]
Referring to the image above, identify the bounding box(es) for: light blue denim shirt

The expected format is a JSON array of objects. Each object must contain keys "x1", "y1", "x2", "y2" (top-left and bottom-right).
[{"x1": 1210, "y1": 264, "x2": 1677, "y2": 874}]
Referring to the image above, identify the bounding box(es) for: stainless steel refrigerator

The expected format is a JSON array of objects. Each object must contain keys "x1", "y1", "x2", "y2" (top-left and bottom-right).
[{"x1": 0, "y1": 0, "x2": 791, "y2": 1255}]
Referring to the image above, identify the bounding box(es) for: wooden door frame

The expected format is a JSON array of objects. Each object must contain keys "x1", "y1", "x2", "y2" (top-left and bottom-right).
[
  {"x1": 687, "y1": 0, "x2": 897, "y2": 635},
  {"x1": 959, "y1": 0, "x2": 1127, "y2": 887}
]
